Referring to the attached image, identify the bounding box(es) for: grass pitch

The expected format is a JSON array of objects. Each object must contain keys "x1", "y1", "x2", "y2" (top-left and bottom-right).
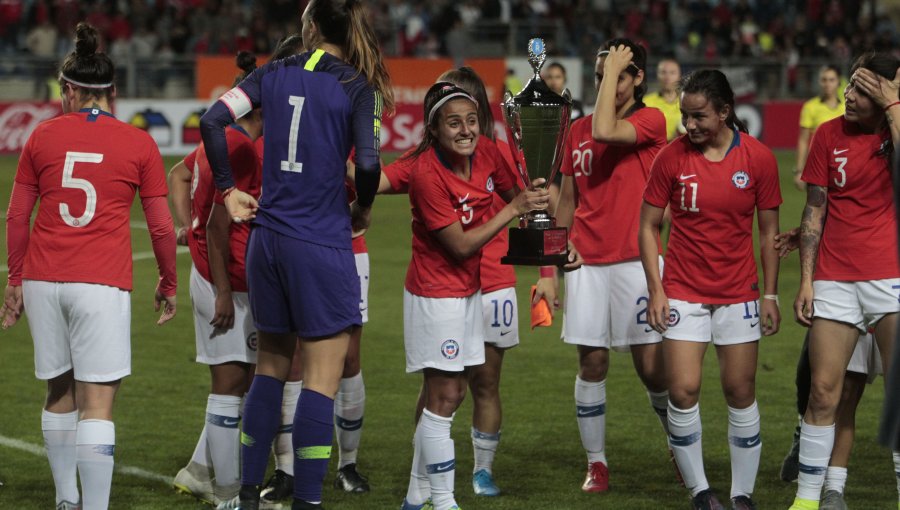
[{"x1": 0, "y1": 152, "x2": 897, "y2": 509}]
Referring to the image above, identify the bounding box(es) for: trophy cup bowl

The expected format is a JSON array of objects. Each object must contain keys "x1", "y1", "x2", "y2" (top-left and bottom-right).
[{"x1": 500, "y1": 38, "x2": 572, "y2": 266}]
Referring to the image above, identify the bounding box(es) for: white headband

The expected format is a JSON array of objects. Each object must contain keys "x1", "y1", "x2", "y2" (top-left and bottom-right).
[
  {"x1": 60, "y1": 73, "x2": 113, "y2": 89},
  {"x1": 427, "y1": 91, "x2": 477, "y2": 124}
]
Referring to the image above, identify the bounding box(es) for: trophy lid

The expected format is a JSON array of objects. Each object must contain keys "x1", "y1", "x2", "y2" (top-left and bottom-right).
[
  {"x1": 509, "y1": 38, "x2": 572, "y2": 107},
  {"x1": 528, "y1": 38, "x2": 547, "y2": 80}
]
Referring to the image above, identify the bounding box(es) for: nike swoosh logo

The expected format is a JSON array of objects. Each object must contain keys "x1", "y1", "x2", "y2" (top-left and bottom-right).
[
  {"x1": 644, "y1": 327, "x2": 654, "y2": 333},
  {"x1": 833, "y1": 148, "x2": 849, "y2": 155},
  {"x1": 746, "y1": 437, "x2": 761, "y2": 447},
  {"x1": 500, "y1": 330, "x2": 512, "y2": 336},
  {"x1": 579, "y1": 140, "x2": 590, "y2": 148},
  {"x1": 223, "y1": 418, "x2": 240, "y2": 426},
  {"x1": 576, "y1": 409, "x2": 593, "y2": 417},
  {"x1": 359, "y1": 307, "x2": 368, "y2": 312},
  {"x1": 750, "y1": 321, "x2": 759, "y2": 328},
  {"x1": 679, "y1": 174, "x2": 697, "y2": 180}
]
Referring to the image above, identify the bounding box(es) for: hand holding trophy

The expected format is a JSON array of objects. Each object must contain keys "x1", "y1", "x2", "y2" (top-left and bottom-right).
[{"x1": 500, "y1": 38, "x2": 573, "y2": 266}]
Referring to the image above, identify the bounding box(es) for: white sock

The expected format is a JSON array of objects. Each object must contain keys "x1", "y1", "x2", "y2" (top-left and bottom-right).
[
  {"x1": 188, "y1": 424, "x2": 212, "y2": 471},
  {"x1": 892, "y1": 451, "x2": 900, "y2": 499},
  {"x1": 275, "y1": 380, "x2": 302, "y2": 475},
  {"x1": 728, "y1": 401, "x2": 761, "y2": 498},
  {"x1": 796, "y1": 420, "x2": 834, "y2": 501},
  {"x1": 471, "y1": 427, "x2": 500, "y2": 474},
  {"x1": 405, "y1": 421, "x2": 430, "y2": 505},
  {"x1": 668, "y1": 402, "x2": 708, "y2": 497},
  {"x1": 419, "y1": 409, "x2": 457, "y2": 510},
  {"x1": 824, "y1": 466, "x2": 847, "y2": 494},
  {"x1": 76, "y1": 419, "x2": 115, "y2": 510},
  {"x1": 205, "y1": 394, "x2": 242, "y2": 491},
  {"x1": 335, "y1": 372, "x2": 365, "y2": 468},
  {"x1": 648, "y1": 390, "x2": 671, "y2": 436},
  {"x1": 575, "y1": 376, "x2": 607, "y2": 465},
  {"x1": 42, "y1": 410, "x2": 79, "y2": 505}
]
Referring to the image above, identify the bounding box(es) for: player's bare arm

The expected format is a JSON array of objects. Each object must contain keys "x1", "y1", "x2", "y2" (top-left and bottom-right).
[
  {"x1": 168, "y1": 159, "x2": 192, "y2": 245},
  {"x1": 758, "y1": 207, "x2": 781, "y2": 336},
  {"x1": 639, "y1": 200, "x2": 668, "y2": 333},
  {"x1": 206, "y1": 202, "x2": 235, "y2": 331},
  {"x1": 795, "y1": 185, "x2": 827, "y2": 326},
  {"x1": 0, "y1": 285, "x2": 23, "y2": 329},
  {"x1": 853, "y1": 67, "x2": 900, "y2": 147},
  {"x1": 774, "y1": 227, "x2": 800, "y2": 258}
]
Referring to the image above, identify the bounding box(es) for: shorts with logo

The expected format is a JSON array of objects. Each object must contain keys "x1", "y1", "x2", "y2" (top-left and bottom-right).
[
  {"x1": 24, "y1": 280, "x2": 131, "y2": 382},
  {"x1": 482, "y1": 287, "x2": 519, "y2": 348},
  {"x1": 356, "y1": 253, "x2": 369, "y2": 324},
  {"x1": 190, "y1": 266, "x2": 257, "y2": 365},
  {"x1": 665, "y1": 299, "x2": 761, "y2": 345},
  {"x1": 847, "y1": 332, "x2": 882, "y2": 383},
  {"x1": 403, "y1": 289, "x2": 485, "y2": 373},
  {"x1": 562, "y1": 258, "x2": 663, "y2": 351},
  {"x1": 246, "y1": 226, "x2": 361, "y2": 337},
  {"x1": 812, "y1": 279, "x2": 900, "y2": 332}
]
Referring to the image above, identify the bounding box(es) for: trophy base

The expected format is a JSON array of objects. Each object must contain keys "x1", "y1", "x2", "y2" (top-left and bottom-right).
[{"x1": 500, "y1": 226, "x2": 569, "y2": 266}]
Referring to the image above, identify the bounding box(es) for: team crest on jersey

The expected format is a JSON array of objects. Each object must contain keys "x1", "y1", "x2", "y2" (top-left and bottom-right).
[
  {"x1": 440, "y1": 339, "x2": 460, "y2": 360},
  {"x1": 731, "y1": 171, "x2": 750, "y2": 189},
  {"x1": 667, "y1": 308, "x2": 681, "y2": 327},
  {"x1": 246, "y1": 332, "x2": 258, "y2": 351},
  {"x1": 486, "y1": 176, "x2": 495, "y2": 193}
]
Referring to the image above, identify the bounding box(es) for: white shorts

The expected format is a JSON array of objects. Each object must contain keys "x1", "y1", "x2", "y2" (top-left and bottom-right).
[
  {"x1": 813, "y1": 279, "x2": 900, "y2": 332},
  {"x1": 403, "y1": 289, "x2": 485, "y2": 373},
  {"x1": 24, "y1": 280, "x2": 131, "y2": 382},
  {"x1": 356, "y1": 253, "x2": 369, "y2": 324},
  {"x1": 482, "y1": 287, "x2": 519, "y2": 349},
  {"x1": 562, "y1": 258, "x2": 663, "y2": 351},
  {"x1": 847, "y1": 332, "x2": 883, "y2": 383},
  {"x1": 190, "y1": 266, "x2": 257, "y2": 365},
  {"x1": 665, "y1": 299, "x2": 761, "y2": 345}
]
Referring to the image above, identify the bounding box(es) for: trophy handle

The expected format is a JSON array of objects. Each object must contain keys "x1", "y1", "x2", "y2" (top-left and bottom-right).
[{"x1": 501, "y1": 92, "x2": 531, "y2": 190}]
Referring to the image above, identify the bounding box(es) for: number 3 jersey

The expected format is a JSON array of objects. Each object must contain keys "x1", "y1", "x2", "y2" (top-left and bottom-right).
[
  {"x1": 801, "y1": 116, "x2": 900, "y2": 281},
  {"x1": 13, "y1": 109, "x2": 167, "y2": 291},
  {"x1": 218, "y1": 49, "x2": 382, "y2": 249},
  {"x1": 559, "y1": 108, "x2": 667, "y2": 264},
  {"x1": 644, "y1": 131, "x2": 782, "y2": 304}
]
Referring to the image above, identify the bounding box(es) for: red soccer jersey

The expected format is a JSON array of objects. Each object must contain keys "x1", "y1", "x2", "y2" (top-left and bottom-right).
[
  {"x1": 405, "y1": 141, "x2": 516, "y2": 298},
  {"x1": 15, "y1": 109, "x2": 167, "y2": 291},
  {"x1": 644, "y1": 131, "x2": 783, "y2": 304},
  {"x1": 802, "y1": 117, "x2": 900, "y2": 280},
  {"x1": 189, "y1": 126, "x2": 260, "y2": 292},
  {"x1": 560, "y1": 109, "x2": 667, "y2": 264}
]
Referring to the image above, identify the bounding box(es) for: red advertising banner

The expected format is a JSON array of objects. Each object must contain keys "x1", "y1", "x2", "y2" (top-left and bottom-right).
[{"x1": 0, "y1": 102, "x2": 63, "y2": 155}]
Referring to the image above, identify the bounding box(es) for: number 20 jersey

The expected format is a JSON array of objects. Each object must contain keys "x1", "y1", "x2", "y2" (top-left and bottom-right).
[
  {"x1": 14, "y1": 109, "x2": 168, "y2": 291},
  {"x1": 223, "y1": 50, "x2": 382, "y2": 249}
]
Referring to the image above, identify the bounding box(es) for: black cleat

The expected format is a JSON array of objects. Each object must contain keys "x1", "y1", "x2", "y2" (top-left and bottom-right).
[
  {"x1": 333, "y1": 463, "x2": 370, "y2": 493},
  {"x1": 261, "y1": 470, "x2": 294, "y2": 503},
  {"x1": 292, "y1": 500, "x2": 324, "y2": 510},
  {"x1": 692, "y1": 489, "x2": 726, "y2": 510},
  {"x1": 731, "y1": 495, "x2": 757, "y2": 510}
]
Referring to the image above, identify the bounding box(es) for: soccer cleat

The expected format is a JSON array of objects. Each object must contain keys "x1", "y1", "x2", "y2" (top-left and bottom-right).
[
  {"x1": 819, "y1": 490, "x2": 848, "y2": 510},
  {"x1": 692, "y1": 489, "x2": 726, "y2": 510},
  {"x1": 56, "y1": 501, "x2": 81, "y2": 510},
  {"x1": 217, "y1": 486, "x2": 263, "y2": 510},
  {"x1": 780, "y1": 425, "x2": 801, "y2": 482},
  {"x1": 731, "y1": 495, "x2": 757, "y2": 510},
  {"x1": 787, "y1": 497, "x2": 819, "y2": 510},
  {"x1": 581, "y1": 461, "x2": 609, "y2": 493},
  {"x1": 333, "y1": 463, "x2": 370, "y2": 493},
  {"x1": 261, "y1": 470, "x2": 294, "y2": 503},
  {"x1": 472, "y1": 469, "x2": 500, "y2": 496},
  {"x1": 174, "y1": 462, "x2": 216, "y2": 504},
  {"x1": 400, "y1": 498, "x2": 434, "y2": 510}
]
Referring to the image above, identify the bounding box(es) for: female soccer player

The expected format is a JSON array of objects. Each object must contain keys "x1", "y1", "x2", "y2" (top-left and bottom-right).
[
  {"x1": 169, "y1": 51, "x2": 263, "y2": 505},
  {"x1": 533, "y1": 39, "x2": 669, "y2": 494},
  {"x1": 794, "y1": 65, "x2": 845, "y2": 191},
  {"x1": 643, "y1": 57, "x2": 685, "y2": 141},
  {"x1": 199, "y1": 1, "x2": 394, "y2": 509},
  {"x1": 399, "y1": 82, "x2": 548, "y2": 510},
  {"x1": 639, "y1": 69, "x2": 782, "y2": 510},
  {"x1": 2, "y1": 22, "x2": 177, "y2": 510},
  {"x1": 378, "y1": 66, "x2": 522, "y2": 498},
  {"x1": 790, "y1": 52, "x2": 900, "y2": 510}
]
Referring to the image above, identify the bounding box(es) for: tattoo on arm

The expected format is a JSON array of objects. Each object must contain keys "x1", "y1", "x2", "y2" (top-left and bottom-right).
[{"x1": 799, "y1": 185, "x2": 827, "y2": 281}]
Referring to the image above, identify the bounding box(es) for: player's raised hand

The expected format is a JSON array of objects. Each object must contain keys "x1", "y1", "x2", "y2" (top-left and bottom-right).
[
  {"x1": 793, "y1": 282, "x2": 814, "y2": 327},
  {"x1": 224, "y1": 188, "x2": 258, "y2": 223},
  {"x1": 852, "y1": 67, "x2": 900, "y2": 109},
  {"x1": 602, "y1": 44, "x2": 635, "y2": 75},
  {"x1": 760, "y1": 297, "x2": 781, "y2": 336},
  {"x1": 155, "y1": 287, "x2": 177, "y2": 325},
  {"x1": 0, "y1": 285, "x2": 23, "y2": 329},
  {"x1": 774, "y1": 227, "x2": 800, "y2": 258}
]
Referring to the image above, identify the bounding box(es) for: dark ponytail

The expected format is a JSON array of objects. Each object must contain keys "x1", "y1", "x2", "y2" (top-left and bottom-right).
[
  {"x1": 232, "y1": 51, "x2": 257, "y2": 87},
  {"x1": 58, "y1": 22, "x2": 115, "y2": 100},
  {"x1": 271, "y1": 34, "x2": 304, "y2": 61},
  {"x1": 307, "y1": 0, "x2": 394, "y2": 113},
  {"x1": 680, "y1": 69, "x2": 748, "y2": 133},
  {"x1": 599, "y1": 38, "x2": 648, "y2": 117}
]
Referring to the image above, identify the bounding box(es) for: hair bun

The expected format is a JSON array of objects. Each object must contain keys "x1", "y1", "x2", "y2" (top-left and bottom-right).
[
  {"x1": 236, "y1": 51, "x2": 257, "y2": 74},
  {"x1": 74, "y1": 22, "x2": 99, "y2": 58}
]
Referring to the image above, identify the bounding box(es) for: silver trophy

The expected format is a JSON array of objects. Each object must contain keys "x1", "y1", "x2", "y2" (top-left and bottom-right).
[{"x1": 500, "y1": 38, "x2": 572, "y2": 266}]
